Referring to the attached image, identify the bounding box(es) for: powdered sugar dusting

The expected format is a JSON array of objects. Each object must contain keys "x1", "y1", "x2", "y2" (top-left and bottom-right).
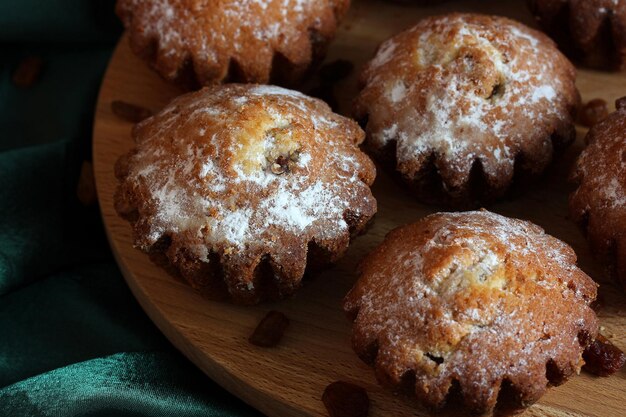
[
  {"x1": 123, "y1": 85, "x2": 374, "y2": 263},
  {"x1": 532, "y1": 85, "x2": 556, "y2": 102},
  {"x1": 573, "y1": 107, "x2": 626, "y2": 211},
  {"x1": 369, "y1": 39, "x2": 397, "y2": 69},
  {"x1": 119, "y1": 0, "x2": 341, "y2": 82},
  {"x1": 345, "y1": 210, "x2": 598, "y2": 408},
  {"x1": 599, "y1": 177, "x2": 626, "y2": 207},
  {"x1": 389, "y1": 81, "x2": 407, "y2": 103},
  {"x1": 248, "y1": 84, "x2": 308, "y2": 98},
  {"x1": 357, "y1": 14, "x2": 577, "y2": 186},
  {"x1": 350, "y1": 211, "x2": 581, "y2": 327}
]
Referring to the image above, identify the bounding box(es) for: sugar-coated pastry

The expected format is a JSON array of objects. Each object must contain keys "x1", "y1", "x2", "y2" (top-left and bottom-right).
[
  {"x1": 570, "y1": 97, "x2": 626, "y2": 292},
  {"x1": 114, "y1": 84, "x2": 376, "y2": 304},
  {"x1": 354, "y1": 13, "x2": 580, "y2": 206},
  {"x1": 344, "y1": 210, "x2": 598, "y2": 413},
  {"x1": 116, "y1": 0, "x2": 351, "y2": 87}
]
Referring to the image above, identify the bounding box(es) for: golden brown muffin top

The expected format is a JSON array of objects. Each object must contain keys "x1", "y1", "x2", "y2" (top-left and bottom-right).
[
  {"x1": 116, "y1": 0, "x2": 350, "y2": 84},
  {"x1": 344, "y1": 210, "x2": 598, "y2": 413},
  {"x1": 354, "y1": 13, "x2": 579, "y2": 196},
  {"x1": 570, "y1": 98, "x2": 626, "y2": 289},
  {"x1": 115, "y1": 84, "x2": 376, "y2": 299}
]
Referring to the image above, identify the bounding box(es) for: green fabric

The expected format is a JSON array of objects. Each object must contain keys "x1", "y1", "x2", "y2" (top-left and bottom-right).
[{"x1": 0, "y1": 2, "x2": 260, "y2": 416}]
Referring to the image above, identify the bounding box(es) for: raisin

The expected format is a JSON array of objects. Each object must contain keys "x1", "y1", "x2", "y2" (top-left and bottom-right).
[
  {"x1": 13, "y1": 56, "x2": 43, "y2": 88},
  {"x1": 616, "y1": 96, "x2": 626, "y2": 111},
  {"x1": 578, "y1": 330, "x2": 593, "y2": 347},
  {"x1": 322, "y1": 381, "x2": 369, "y2": 417},
  {"x1": 268, "y1": 152, "x2": 300, "y2": 175},
  {"x1": 583, "y1": 334, "x2": 626, "y2": 376},
  {"x1": 111, "y1": 100, "x2": 153, "y2": 123},
  {"x1": 76, "y1": 161, "x2": 97, "y2": 206},
  {"x1": 271, "y1": 155, "x2": 290, "y2": 175},
  {"x1": 248, "y1": 311, "x2": 289, "y2": 347}
]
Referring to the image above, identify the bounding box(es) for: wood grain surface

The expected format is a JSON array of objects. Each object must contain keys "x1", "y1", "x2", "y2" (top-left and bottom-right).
[{"x1": 92, "y1": 1, "x2": 626, "y2": 416}]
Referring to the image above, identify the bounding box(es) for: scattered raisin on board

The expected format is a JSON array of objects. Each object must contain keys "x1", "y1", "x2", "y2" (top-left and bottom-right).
[
  {"x1": 248, "y1": 310, "x2": 289, "y2": 347},
  {"x1": 111, "y1": 100, "x2": 153, "y2": 123},
  {"x1": 583, "y1": 334, "x2": 626, "y2": 377},
  {"x1": 76, "y1": 161, "x2": 97, "y2": 206},
  {"x1": 578, "y1": 98, "x2": 609, "y2": 128},
  {"x1": 617, "y1": 96, "x2": 626, "y2": 111},
  {"x1": 322, "y1": 381, "x2": 369, "y2": 417},
  {"x1": 12, "y1": 56, "x2": 43, "y2": 88}
]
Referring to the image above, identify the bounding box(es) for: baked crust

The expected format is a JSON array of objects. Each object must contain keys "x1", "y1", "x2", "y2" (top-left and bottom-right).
[
  {"x1": 570, "y1": 98, "x2": 626, "y2": 292},
  {"x1": 114, "y1": 84, "x2": 377, "y2": 304},
  {"x1": 344, "y1": 210, "x2": 598, "y2": 413},
  {"x1": 354, "y1": 13, "x2": 580, "y2": 207},
  {"x1": 115, "y1": 0, "x2": 350, "y2": 87},
  {"x1": 528, "y1": 0, "x2": 626, "y2": 70}
]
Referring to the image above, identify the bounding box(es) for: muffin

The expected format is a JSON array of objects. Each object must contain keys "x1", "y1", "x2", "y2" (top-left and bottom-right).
[
  {"x1": 115, "y1": 0, "x2": 351, "y2": 87},
  {"x1": 528, "y1": 0, "x2": 626, "y2": 70},
  {"x1": 354, "y1": 13, "x2": 580, "y2": 207},
  {"x1": 344, "y1": 210, "x2": 599, "y2": 413},
  {"x1": 114, "y1": 84, "x2": 376, "y2": 304},
  {"x1": 570, "y1": 97, "x2": 626, "y2": 292}
]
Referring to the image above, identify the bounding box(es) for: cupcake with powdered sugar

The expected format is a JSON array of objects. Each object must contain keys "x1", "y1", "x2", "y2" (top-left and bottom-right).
[
  {"x1": 570, "y1": 97, "x2": 626, "y2": 292},
  {"x1": 114, "y1": 84, "x2": 377, "y2": 304},
  {"x1": 116, "y1": 0, "x2": 351, "y2": 87},
  {"x1": 354, "y1": 13, "x2": 580, "y2": 207},
  {"x1": 344, "y1": 210, "x2": 599, "y2": 413}
]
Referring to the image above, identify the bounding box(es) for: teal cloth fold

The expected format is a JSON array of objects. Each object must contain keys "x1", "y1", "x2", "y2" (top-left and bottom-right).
[
  {"x1": 0, "y1": 1, "x2": 260, "y2": 416},
  {"x1": 2, "y1": 351, "x2": 257, "y2": 417}
]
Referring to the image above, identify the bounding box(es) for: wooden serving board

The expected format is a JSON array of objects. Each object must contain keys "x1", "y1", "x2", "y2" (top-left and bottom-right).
[{"x1": 93, "y1": 0, "x2": 626, "y2": 416}]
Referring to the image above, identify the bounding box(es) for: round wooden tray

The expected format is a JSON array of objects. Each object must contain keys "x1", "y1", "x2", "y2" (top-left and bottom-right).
[{"x1": 93, "y1": 1, "x2": 626, "y2": 416}]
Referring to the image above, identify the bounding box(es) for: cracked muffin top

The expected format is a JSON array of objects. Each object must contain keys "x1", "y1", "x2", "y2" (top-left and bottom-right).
[
  {"x1": 570, "y1": 97, "x2": 626, "y2": 292},
  {"x1": 344, "y1": 210, "x2": 598, "y2": 413},
  {"x1": 116, "y1": 0, "x2": 350, "y2": 87},
  {"x1": 354, "y1": 13, "x2": 580, "y2": 206},
  {"x1": 528, "y1": 0, "x2": 626, "y2": 70},
  {"x1": 114, "y1": 84, "x2": 376, "y2": 304}
]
